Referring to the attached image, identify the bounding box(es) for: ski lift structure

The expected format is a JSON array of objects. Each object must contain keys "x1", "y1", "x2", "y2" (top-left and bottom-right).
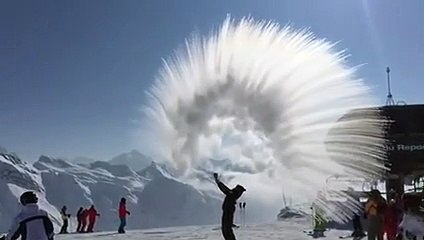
[
  {"x1": 322, "y1": 68, "x2": 424, "y2": 233},
  {"x1": 330, "y1": 67, "x2": 424, "y2": 196}
]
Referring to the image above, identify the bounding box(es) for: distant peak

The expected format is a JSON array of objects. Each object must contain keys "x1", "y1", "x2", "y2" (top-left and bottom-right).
[
  {"x1": 37, "y1": 155, "x2": 73, "y2": 168},
  {"x1": 130, "y1": 149, "x2": 142, "y2": 155}
]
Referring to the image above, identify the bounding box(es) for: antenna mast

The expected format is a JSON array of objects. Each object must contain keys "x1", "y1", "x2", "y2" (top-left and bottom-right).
[{"x1": 385, "y1": 67, "x2": 395, "y2": 106}]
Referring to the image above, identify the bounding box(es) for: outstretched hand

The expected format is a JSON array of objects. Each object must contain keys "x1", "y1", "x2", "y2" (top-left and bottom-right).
[
  {"x1": 213, "y1": 173, "x2": 219, "y2": 182},
  {"x1": 127, "y1": 211, "x2": 131, "y2": 215}
]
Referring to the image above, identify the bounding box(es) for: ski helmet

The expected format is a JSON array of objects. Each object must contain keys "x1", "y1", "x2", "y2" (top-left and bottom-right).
[{"x1": 20, "y1": 191, "x2": 38, "y2": 205}]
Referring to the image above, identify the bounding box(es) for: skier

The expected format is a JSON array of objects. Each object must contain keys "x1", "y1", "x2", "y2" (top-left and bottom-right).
[
  {"x1": 311, "y1": 191, "x2": 327, "y2": 238},
  {"x1": 86, "y1": 205, "x2": 100, "y2": 232},
  {"x1": 80, "y1": 208, "x2": 88, "y2": 233},
  {"x1": 76, "y1": 207, "x2": 84, "y2": 233},
  {"x1": 59, "y1": 205, "x2": 71, "y2": 234},
  {"x1": 213, "y1": 172, "x2": 246, "y2": 240},
  {"x1": 118, "y1": 197, "x2": 131, "y2": 233},
  {"x1": 365, "y1": 190, "x2": 386, "y2": 240},
  {"x1": 0, "y1": 191, "x2": 54, "y2": 240}
]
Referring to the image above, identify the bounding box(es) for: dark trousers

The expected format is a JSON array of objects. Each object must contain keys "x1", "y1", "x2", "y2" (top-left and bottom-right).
[
  {"x1": 367, "y1": 215, "x2": 383, "y2": 240},
  {"x1": 222, "y1": 212, "x2": 236, "y2": 240},
  {"x1": 87, "y1": 219, "x2": 96, "y2": 232},
  {"x1": 118, "y1": 217, "x2": 126, "y2": 233},
  {"x1": 80, "y1": 220, "x2": 87, "y2": 232},
  {"x1": 352, "y1": 214, "x2": 363, "y2": 235},
  {"x1": 222, "y1": 226, "x2": 236, "y2": 240},
  {"x1": 60, "y1": 219, "x2": 68, "y2": 234},
  {"x1": 76, "y1": 219, "x2": 82, "y2": 232}
]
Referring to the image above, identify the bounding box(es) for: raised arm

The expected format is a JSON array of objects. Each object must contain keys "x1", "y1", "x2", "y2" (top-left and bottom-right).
[{"x1": 213, "y1": 173, "x2": 232, "y2": 196}]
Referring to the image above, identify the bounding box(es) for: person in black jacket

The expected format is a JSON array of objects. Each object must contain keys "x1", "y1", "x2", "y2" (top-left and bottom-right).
[
  {"x1": 59, "y1": 206, "x2": 71, "y2": 234},
  {"x1": 76, "y1": 207, "x2": 84, "y2": 233},
  {"x1": 213, "y1": 173, "x2": 246, "y2": 240}
]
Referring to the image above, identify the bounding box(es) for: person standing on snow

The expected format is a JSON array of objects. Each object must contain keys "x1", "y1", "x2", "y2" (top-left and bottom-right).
[
  {"x1": 86, "y1": 205, "x2": 100, "y2": 232},
  {"x1": 311, "y1": 191, "x2": 327, "y2": 238},
  {"x1": 76, "y1": 207, "x2": 84, "y2": 233},
  {"x1": 0, "y1": 191, "x2": 54, "y2": 240},
  {"x1": 346, "y1": 187, "x2": 365, "y2": 238},
  {"x1": 118, "y1": 197, "x2": 131, "y2": 233},
  {"x1": 59, "y1": 206, "x2": 71, "y2": 234},
  {"x1": 213, "y1": 172, "x2": 246, "y2": 240},
  {"x1": 79, "y1": 208, "x2": 88, "y2": 233},
  {"x1": 365, "y1": 189, "x2": 386, "y2": 240},
  {"x1": 384, "y1": 190, "x2": 402, "y2": 240}
]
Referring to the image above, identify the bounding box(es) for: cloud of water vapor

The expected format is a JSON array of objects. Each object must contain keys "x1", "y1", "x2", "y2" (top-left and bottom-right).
[{"x1": 140, "y1": 17, "x2": 387, "y2": 222}]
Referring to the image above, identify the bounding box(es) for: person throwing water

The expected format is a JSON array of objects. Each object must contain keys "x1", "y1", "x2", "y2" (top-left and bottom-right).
[{"x1": 213, "y1": 172, "x2": 246, "y2": 240}]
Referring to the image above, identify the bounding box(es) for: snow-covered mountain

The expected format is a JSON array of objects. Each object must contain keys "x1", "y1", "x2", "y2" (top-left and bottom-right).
[
  {"x1": 109, "y1": 150, "x2": 153, "y2": 171},
  {"x1": 136, "y1": 162, "x2": 221, "y2": 228},
  {"x1": 0, "y1": 150, "x2": 222, "y2": 232},
  {"x1": 71, "y1": 156, "x2": 97, "y2": 165}
]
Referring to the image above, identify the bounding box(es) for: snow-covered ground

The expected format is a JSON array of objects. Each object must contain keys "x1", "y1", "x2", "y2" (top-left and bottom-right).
[{"x1": 57, "y1": 220, "x2": 349, "y2": 240}]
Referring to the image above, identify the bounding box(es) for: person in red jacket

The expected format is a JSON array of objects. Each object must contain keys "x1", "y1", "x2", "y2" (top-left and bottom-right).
[
  {"x1": 118, "y1": 197, "x2": 130, "y2": 233},
  {"x1": 80, "y1": 208, "x2": 88, "y2": 233},
  {"x1": 86, "y1": 205, "x2": 100, "y2": 232},
  {"x1": 384, "y1": 193, "x2": 402, "y2": 240}
]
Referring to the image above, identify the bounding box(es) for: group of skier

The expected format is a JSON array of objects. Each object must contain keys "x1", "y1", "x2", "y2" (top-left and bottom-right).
[
  {"x1": 311, "y1": 188, "x2": 404, "y2": 240},
  {"x1": 59, "y1": 198, "x2": 130, "y2": 235},
  {"x1": 4, "y1": 174, "x2": 410, "y2": 240},
  {"x1": 57, "y1": 204, "x2": 101, "y2": 234},
  {"x1": 72, "y1": 205, "x2": 100, "y2": 233},
  {"x1": 0, "y1": 191, "x2": 131, "y2": 240}
]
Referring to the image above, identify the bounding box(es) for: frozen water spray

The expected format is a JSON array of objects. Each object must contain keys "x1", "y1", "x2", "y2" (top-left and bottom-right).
[{"x1": 141, "y1": 17, "x2": 387, "y2": 222}]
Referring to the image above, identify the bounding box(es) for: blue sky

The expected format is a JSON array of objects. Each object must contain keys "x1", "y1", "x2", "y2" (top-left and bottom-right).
[{"x1": 1, "y1": 0, "x2": 423, "y2": 161}]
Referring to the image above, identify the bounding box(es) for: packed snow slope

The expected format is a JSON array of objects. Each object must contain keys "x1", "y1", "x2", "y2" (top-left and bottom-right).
[
  {"x1": 0, "y1": 149, "x2": 222, "y2": 232},
  {"x1": 56, "y1": 220, "x2": 350, "y2": 240}
]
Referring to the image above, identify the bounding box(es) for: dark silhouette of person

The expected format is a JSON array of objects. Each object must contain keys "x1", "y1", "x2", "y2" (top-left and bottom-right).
[
  {"x1": 118, "y1": 197, "x2": 130, "y2": 233},
  {"x1": 213, "y1": 173, "x2": 246, "y2": 240},
  {"x1": 242, "y1": 202, "x2": 246, "y2": 209},
  {"x1": 76, "y1": 207, "x2": 84, "y2": 233},
  {"x1": 239, "y1": 202, "x2": 242, "y2": 209},
  {"x1": 346, "y1": 188, "x2": 365, "y2": 238},
  {"x1": 86, "y1": 205, "x2": 100, "y2": 232},
  {"x1": 59, "y1": 205, "x2": 71, "y2": 234}
]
